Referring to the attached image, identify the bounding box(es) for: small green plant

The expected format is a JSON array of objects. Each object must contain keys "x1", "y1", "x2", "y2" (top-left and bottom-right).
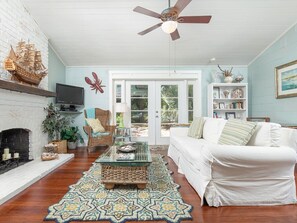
[
  {"x1": 42, "y1": 103, "x2": 72, "y2": 141},
  {"x1": 61, "y1": 126, "x2": 84, "y2": 143}
]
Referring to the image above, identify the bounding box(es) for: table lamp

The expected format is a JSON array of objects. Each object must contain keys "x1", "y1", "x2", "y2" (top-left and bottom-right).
[{"x1": 115, "y1": 103, "x2": 127, "y2": 128}]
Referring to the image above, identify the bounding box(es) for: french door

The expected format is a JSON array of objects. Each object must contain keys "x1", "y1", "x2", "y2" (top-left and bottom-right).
[{"x1": 126, "y1": 81, "x2": 185, "y2": 145}]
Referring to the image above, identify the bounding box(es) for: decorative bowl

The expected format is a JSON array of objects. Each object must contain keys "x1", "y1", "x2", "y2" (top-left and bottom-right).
[
  {"x1": 234, "y1": 75, "x2": 244, "y2": 83},
  {"x1": 117, "y1": 145, "x2": 136, "y2": 153}
]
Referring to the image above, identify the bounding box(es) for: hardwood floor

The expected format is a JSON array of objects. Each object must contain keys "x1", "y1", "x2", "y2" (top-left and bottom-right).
[{"x1": 0, "y1": 147, "x2": 296, "y2": 223}]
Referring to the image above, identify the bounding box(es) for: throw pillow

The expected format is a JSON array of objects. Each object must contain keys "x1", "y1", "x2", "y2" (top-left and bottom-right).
[
  {"x1": 247, "y1": 122, "x2": 281, "y2": 147},
  {"x1": 86, "y1": 118, "x2": 105, "y2": 133},
  {"x1": 188, "y1": 117, "x2": 205, "y2": 139},
  {"x1": 218, "y1": 119, "x2": 257, "y2": 146}
]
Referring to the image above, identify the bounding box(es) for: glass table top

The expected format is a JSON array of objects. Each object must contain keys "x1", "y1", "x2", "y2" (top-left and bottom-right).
[{"x1": 96, "y1": 142, "x2": 152, "y2": 166}]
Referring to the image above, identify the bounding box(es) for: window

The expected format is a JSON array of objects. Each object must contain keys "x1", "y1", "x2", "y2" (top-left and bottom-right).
[{"x1": 188, "y1": 84, "x2": 194, "y2": 123}]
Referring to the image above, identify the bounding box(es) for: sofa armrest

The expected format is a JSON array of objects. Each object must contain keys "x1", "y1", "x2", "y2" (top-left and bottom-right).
[
  {"x1": 280, "y1": 128, "x2": 297, "y2": 153},
  {"x1": 170, "y1": 127, "x2": 189, "y2": 137}
]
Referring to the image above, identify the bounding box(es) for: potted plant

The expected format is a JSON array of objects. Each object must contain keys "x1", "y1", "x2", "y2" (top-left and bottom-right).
[
  {"x1": 61, "y1": 126, "x2": 84, "y2": 149},
  {"x1": 42, "y1": 103, "x2": 72, "y2": 153}
]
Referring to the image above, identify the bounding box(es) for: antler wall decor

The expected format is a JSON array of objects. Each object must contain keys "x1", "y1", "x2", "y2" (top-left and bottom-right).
[{"x1": 85, "y1": 72, "x2": 106, "y2": 94}]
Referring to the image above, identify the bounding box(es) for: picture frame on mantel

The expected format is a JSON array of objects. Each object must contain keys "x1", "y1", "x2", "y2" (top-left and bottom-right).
[{"x1": 275, "y1": 60, "x2": 297, "y2": 99}]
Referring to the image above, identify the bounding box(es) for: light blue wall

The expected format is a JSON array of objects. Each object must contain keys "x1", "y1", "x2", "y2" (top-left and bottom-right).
[
  {"x1": 66, "y1": 65, "x2": 247, "y2": 139},
  {"x1": 48, "y1": 45, "x2": 66, "y2": 92},
  {"x1": 248, "y1": 24, "x2": 297, "y2": 124}
]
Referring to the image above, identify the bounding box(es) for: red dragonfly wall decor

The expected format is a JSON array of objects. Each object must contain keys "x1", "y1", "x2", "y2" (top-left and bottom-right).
[{"x1": 85, "y1": 72, "x2": 106, "y2": 94}]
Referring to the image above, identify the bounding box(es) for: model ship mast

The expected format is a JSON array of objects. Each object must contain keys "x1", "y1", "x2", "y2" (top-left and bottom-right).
[{"x1": 3, "y1": 40, "x2": 47, "y2": 86}]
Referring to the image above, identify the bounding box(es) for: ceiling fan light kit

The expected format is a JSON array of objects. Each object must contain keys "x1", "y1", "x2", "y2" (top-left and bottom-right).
[
  {"x1": 133, "y1": 0, "x2": 212, "y2": 41},
  {"x1": 161, "y1": 21, "x2": 178, "y2": 34}
]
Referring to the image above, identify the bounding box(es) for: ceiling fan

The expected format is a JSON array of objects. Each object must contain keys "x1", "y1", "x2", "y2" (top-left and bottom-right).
[{"x1": 133, "y1": 0, "x2": 212, "y2": 41}]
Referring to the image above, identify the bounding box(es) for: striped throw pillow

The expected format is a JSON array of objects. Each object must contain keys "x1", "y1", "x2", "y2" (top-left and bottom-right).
[
  {"x1": 218, "y1": 119, "x2": 257, "y2": 145},
  {"x1": 188, "y1": 117, "x2": 205, "y2": 139}
]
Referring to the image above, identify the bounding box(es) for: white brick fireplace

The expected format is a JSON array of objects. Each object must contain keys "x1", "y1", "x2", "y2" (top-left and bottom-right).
[
  {"x1": 0, "y1": 88, "x2": 74, "y2": 205},
  {"x1": 0, "y1": 88, "x2": 48, "y2": 160},
  {"x1": 0, "y1": 0, "x2": 74, "y2": 205}
]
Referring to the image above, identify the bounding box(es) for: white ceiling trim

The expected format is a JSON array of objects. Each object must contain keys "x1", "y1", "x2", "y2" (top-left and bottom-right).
[{"x1": 48, "y1": 41, "x2": 67, "y2": 66}]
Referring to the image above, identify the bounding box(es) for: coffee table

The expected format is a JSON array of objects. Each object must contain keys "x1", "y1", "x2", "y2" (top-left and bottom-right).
[{"x1": 96, "y1": 142, "x2": 152, "y2": 189}]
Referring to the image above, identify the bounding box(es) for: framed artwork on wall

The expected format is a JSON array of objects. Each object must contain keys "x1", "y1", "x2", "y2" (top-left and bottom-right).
[{"x1": 275, "y1": 60, "x2": 297, "y2": 99}]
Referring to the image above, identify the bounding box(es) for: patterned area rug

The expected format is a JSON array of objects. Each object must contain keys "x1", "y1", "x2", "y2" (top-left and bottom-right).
[{"x1": 45, "y1": 155, "x2": 192, "y2": 223}]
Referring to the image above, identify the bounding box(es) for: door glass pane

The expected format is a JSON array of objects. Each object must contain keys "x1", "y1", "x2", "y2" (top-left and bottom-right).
[
  {"x1": 131, "y1": 85, "x2": 148, "y2": 137},
  {"x1": 131, "y1": 85, "x2": 148, "y2": 97},
  {"x1": 188, "y1": 111, "x2": 193, "y2": 123},
  {"x1": 160, "y1": 85, "x2": 178, "y2": 137},
  {"x1": 188, "y1": 84, "x2": 194, "y2": 123},
  {"x1": 131, "y1": 98, "x2": 148, "y2": 110},
  {"x1": 116, "y1": 84, "x2": 121, "y2": 103},
  {"x1": 188, "y1": 98, "x2": 193, "y2": 110}
]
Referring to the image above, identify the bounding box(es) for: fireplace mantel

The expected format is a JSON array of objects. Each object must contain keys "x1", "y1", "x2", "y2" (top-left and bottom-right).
[{"x1": 0, "y1": 79, "x2": 56, "y2": 97}]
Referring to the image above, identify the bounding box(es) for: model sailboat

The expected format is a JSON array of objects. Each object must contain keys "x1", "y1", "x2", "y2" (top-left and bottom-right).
[{"x1": 4, "y1": 40, "x2": 47, "y2": 86}]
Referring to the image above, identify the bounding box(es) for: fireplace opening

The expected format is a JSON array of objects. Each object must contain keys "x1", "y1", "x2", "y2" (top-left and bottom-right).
[{"x1": 0, "y1": 128, "x2": 32, "y2": 174}]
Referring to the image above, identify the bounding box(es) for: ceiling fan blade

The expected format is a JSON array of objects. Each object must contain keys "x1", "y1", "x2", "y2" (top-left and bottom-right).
[
  {"x1": 170, "y1": 29, "x2": 180, "y2": 41},
  {"x1": 133, "y1": 6, "x2": 161, "y2": 19},
  {"x1": 178, "y1": 16, "x2": 212, "y2": 23},
  {"x1": 174, "y1": 0, "x2": 191, "y2": 14},
  {"x1": 138, "y1": 23, "x2": 162, "y2": 35}
]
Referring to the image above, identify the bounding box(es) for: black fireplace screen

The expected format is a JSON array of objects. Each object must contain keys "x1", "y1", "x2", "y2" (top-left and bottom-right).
[{"x1": 0, "y1": 128, "x2": 31, "y2": 174}]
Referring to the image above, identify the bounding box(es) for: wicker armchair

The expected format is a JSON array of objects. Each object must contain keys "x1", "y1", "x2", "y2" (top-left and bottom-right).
[{"x1": 83, "y1": 108, "x2": 116, "y2": 152}]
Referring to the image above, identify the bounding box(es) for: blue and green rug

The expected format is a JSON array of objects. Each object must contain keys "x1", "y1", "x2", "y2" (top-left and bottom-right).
[{"x1": 45, "y1": 155, "x2": 192, "y2": 223}]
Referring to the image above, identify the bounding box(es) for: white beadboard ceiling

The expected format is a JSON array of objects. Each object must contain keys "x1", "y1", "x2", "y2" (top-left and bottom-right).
[{"x1": 22, "y1": 0, "x2": 297, "y2": 66}]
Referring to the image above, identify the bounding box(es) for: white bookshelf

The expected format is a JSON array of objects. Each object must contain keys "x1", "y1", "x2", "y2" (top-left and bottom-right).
[{"x1": 208, "y1": 83, "x2": 248, "y2": 120}]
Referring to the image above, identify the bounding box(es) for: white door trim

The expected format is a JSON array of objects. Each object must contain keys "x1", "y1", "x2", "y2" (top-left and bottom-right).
[{"x1": 109, "y1": 70, "x2": 202, "y2": 119}]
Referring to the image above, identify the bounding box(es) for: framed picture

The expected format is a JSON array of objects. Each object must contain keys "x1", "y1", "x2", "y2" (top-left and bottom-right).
[
  {"x1": 225, "y1": 112, "x2": 236, "y2": 120},
  {"x1": 275, "y1": 60, "x2": 297, "y2": 98},
  {"x1": 246, "y1": 117, "x2": 270, "y2": 122},
  {"x1": 219, "y1": 102, "x2": 225, "y2": 109},
  {"x1": 213, "y1": 87, "x2": 220, "y2": 99}
]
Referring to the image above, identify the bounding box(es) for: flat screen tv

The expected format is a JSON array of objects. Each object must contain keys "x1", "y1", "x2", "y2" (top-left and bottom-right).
[{"x1": 56, "y1": 83, "x2": 84, "y2": 106}]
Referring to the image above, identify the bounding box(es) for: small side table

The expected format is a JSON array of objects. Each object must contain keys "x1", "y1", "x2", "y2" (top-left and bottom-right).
[{"x1": 114, "y1": 127, "x2": 131, "y2": 142}]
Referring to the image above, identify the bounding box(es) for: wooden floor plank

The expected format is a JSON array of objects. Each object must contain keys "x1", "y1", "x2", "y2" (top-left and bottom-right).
[{"x1": 0, "y1": 147, "x2": 296, "y2": 223}]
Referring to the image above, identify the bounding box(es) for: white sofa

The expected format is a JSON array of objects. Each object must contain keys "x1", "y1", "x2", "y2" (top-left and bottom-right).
[{"x1": 168, "y1": 118, "x2": 297, "y2": 207}]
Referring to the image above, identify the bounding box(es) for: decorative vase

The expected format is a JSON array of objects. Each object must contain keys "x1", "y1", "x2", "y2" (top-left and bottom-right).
[
  {"x1": 224, "y1": 76, "x2": 233, "y2": 83},
  {"x1": 67, "y1": 141, "x2": 78, "y2": 150},
  {"x1": 223, "y1": 90, "x2": 230, "y2": 98}
]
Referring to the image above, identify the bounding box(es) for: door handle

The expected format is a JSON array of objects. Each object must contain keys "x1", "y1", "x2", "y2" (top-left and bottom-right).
[{"x1": 156, "y1": 116, "x2": 159, "y2": 118}]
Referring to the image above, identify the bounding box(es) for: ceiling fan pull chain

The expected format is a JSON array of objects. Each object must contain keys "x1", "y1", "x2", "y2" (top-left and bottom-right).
[
  {"x1": 169, "y1": 37, "x2": 171, "y2": 75},
  {"x1": 174, "y1": 41, "x2": 177, "y2": 73}
]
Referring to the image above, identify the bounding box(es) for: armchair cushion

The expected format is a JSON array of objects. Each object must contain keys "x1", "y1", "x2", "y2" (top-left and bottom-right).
[
  {"x1": 92, "y1": 132, "x2": 111, "y2": 137},
  {"x1": 86, "y1": 118, "x2": 105, "y2": 133}
]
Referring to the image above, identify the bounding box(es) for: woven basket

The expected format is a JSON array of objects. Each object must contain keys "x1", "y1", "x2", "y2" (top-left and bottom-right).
[
  {"x1": 51, "y1": 140, "x2": 67, "y2": 154},
  {"x1": 101, "y1": 165, "x2": 148, "y2": 185}
]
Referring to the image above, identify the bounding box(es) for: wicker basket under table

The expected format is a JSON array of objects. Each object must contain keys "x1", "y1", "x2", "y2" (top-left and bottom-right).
[
  {"x1": 101, "y1": 165, "x2": 148, "y2": 189},
  {"x1": 97, "y1": 142, "x2": 152, "y2": 189}
]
